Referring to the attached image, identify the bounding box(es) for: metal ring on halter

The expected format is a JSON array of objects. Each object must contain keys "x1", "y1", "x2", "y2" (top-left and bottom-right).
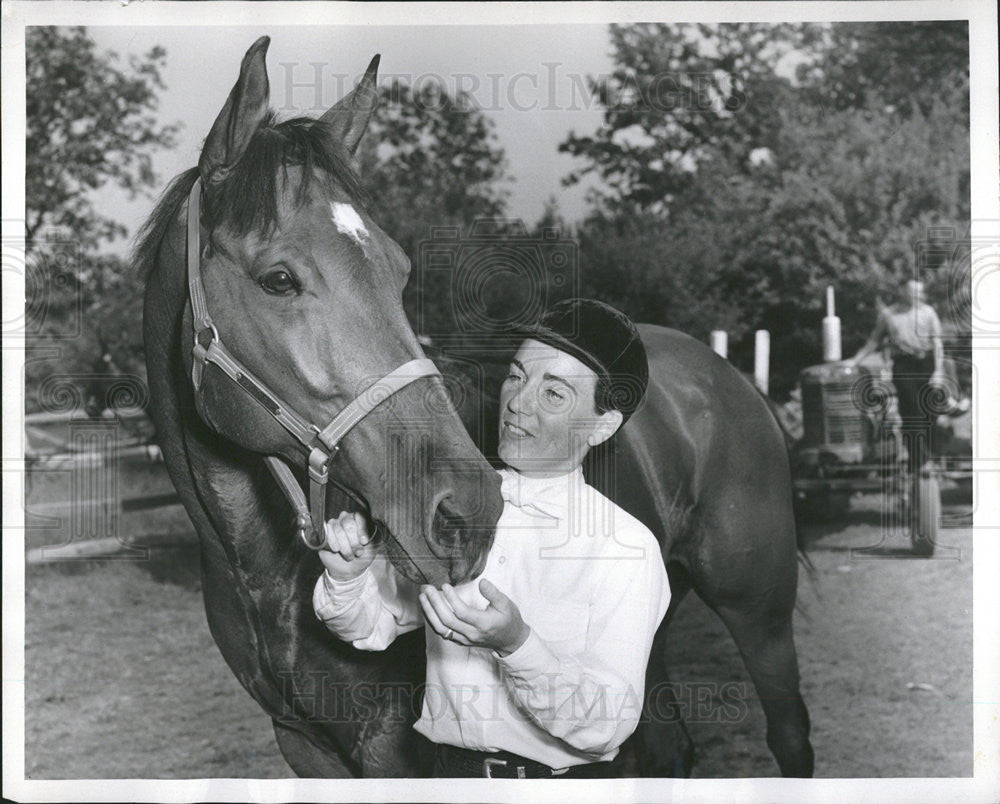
[{"x1": 298, "y1": 515, "x2": 327, "y2": 550}]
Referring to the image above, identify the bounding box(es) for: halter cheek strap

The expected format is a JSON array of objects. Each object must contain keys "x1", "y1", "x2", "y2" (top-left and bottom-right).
[{"x1": 185, "y1": 177, "x2": 440, "y2": 549}]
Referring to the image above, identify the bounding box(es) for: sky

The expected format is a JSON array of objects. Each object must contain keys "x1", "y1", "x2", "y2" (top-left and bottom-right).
[{"x1": 88, "y1": 25, "x2": 616, "y2": 252}]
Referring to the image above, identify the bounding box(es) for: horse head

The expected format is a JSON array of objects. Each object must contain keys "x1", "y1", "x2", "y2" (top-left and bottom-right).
[{"x1": 166, "y1": 36, "x2": 501, "y2": 586}]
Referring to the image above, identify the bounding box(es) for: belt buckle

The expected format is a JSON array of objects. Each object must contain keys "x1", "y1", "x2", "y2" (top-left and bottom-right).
[{"x1": 483, "y1": 757, "x2": 509, "y2": 778}]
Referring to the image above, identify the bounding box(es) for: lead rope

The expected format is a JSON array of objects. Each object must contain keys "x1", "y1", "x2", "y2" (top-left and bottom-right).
[{"x1": 264, "y1": 457, "x2": 325, "y2": 548}]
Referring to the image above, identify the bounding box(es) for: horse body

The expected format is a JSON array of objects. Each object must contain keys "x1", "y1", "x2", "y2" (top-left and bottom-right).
[
  {"x1": 140, "y1": 37, "x2": 812, "y2": 779},
  {"x1": 435, "y1": 326, "x2": 813, "y2": 777},
  {"x1": 605, "y1": 325, "x2": 811, "y2": 777}
]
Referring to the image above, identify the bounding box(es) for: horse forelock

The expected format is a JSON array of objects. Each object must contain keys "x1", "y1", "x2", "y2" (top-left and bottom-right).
[{"x1": 132, "y1": 111, "x2": 370, "y2": 282}]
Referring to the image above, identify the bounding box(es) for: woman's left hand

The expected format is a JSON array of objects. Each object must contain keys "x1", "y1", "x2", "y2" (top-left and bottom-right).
[{"x1": 419, "y1": 579, "x2": 530, "y2": 656}]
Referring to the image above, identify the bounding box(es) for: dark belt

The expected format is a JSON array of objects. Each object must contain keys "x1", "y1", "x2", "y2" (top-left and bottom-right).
[
  {"x1": 892, "y1": 349, "x2": 931, "y2": 362},
  {"x1": 435, "y1": 742, "x2": 616, "y2": 779}
]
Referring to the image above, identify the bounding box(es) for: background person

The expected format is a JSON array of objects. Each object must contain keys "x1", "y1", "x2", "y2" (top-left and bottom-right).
[
  {"x1": 847, "y1": 277, "x2": 945, "y2": 476},
  {"x1": 312, "y1": 299, "x2": 671, "y2": 779}
]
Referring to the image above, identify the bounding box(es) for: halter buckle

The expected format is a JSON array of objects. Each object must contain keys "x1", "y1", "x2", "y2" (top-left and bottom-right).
[
  {"x1": 308, "y1": 447, "x2": 331, "y2": 484},
  {"x1": 191, "y1": 324, "x2": 220, "y2": 391}
]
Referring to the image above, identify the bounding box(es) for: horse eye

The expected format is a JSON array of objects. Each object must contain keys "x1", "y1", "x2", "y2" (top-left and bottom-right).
[{"x1": 259, "y1": 269, "x2": 299, "y2": 296}]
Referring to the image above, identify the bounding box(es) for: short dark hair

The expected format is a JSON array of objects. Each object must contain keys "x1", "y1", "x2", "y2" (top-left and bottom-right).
[{"x1": 594, "y1": 375, "x2": 611, "y2": 415}]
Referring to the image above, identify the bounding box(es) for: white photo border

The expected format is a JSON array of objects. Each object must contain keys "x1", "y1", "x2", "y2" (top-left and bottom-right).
[{"x1": 3, "y1": 2, "x2": 998, "y2": 802}]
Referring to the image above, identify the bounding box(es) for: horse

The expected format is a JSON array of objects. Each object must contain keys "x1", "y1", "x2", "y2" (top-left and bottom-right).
[{"x1": 138, "y1": 37, "x2": 813, "y2": 778}]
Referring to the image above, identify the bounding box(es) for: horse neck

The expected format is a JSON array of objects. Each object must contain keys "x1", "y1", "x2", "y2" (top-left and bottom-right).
[
  {"x1": 144, "y1": 223, "x2": 290, "y2": 573},
  {"x1": 426, "y1": 345, "x2": 503, "y2": 461},
  {"x1": 147, "y1": 235, "x2": 329, "y2": 705}
]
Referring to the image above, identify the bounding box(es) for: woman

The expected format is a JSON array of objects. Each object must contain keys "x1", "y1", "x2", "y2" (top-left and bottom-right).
[{"x1": 312, "y1": 299, "x2": 670, "y2": 779}]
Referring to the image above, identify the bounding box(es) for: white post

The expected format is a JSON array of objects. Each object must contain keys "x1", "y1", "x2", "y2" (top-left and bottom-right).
[
  {"x1": 710, "y1": 330, "x2": 728, "y2": 358},
  {"x1": 823, "y1": 285, "x2": 842, "y2": 362},
  {"x1": 754, "y1": 330, "x2": 770, "y2": 395}
]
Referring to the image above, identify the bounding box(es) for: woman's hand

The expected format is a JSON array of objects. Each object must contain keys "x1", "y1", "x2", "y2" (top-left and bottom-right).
[
  {"x1": 418, "y1": 579, "x2": 530, "y2": 656},
  {"x1": 319, "y1": 511, "x2": 378, "y2": 581}
]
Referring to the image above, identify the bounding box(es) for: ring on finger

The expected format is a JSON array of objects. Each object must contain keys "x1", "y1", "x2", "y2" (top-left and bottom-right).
[{"x1": 444, "y1": 628, "x2": 453, "y2": 640}]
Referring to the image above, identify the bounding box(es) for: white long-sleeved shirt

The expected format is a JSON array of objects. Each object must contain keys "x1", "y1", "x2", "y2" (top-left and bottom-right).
[{"x1": 313, "y1": 466, "x2": 671, "y2": 769}]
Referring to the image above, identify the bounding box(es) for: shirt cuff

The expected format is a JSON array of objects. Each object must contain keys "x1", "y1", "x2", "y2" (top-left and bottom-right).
[
  {"x1": 322, "y1": 564, "x2": 374, "y2": 596},
  {"x1": 491, "y1": 628, "x2": 559, "y2": 677}
]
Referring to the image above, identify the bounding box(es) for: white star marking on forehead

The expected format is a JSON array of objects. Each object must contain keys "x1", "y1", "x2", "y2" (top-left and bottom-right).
[{"x1": 330, "y1": 202, "x2": 370, "y2": 246}]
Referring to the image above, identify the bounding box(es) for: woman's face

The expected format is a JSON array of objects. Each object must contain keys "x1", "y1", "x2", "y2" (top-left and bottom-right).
[
  {"x1": 497, "y1": 339, "x2": 619, "y2": 478},
  {"x1": 899, "y1": 280, "x2": 925, "y2": 307}
]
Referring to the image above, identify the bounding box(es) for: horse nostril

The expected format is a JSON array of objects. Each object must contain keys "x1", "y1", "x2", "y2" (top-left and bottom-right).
[
  {"x1": 430, "y1": 499, "x2": 465, "y2": 553},
  {"x1": 430, "y1": 496, "x2": 490, "y2": 584},
  {"x1": 463, "y1": 546, "x2": 489, "y2": 582}
]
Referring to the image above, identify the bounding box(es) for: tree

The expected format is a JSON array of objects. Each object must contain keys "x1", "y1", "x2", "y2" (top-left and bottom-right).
[
  {"x1": 357, "y1": 78, "x2": 511, "y2": 338},
  {"x1": 561, "y1": 22, "x2": 970, "y2": 395},
  {"x1": 24, "y1": 27, "x2": 179, "y2": 416},
  {"x1": 722, "y1": 92, "x2": 969, "y2": 390},
  {"x1": 796, "y1": 21, "x2": 970, "y2": 121},
  {"x1": 25, "y1": 26, "x2": 180, "y2": 249},
  {"x1": 24, "y1": 253, "x2": 148, "y2": 417},
  {"x1": 559, "y1": 23, "x2": 812, "y2": 215}
]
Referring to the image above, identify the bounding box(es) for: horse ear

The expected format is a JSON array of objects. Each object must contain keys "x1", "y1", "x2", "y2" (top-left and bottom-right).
[
  {"x1": 199, "y1": 36, "x2": 271, "y2": 185},
  {"x1": 318, "y1": 54, "x2": 380, "y2": 156}
]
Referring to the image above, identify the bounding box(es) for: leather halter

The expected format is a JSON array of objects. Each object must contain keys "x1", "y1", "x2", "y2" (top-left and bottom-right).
[{"x1": 185, "y1": 177, "x2": 439, "y2": 550}]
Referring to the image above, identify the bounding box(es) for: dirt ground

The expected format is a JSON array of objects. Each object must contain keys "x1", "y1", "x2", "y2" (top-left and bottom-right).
[{"x1": 21, "y1": 467, "x2": 973, "y2": 779}]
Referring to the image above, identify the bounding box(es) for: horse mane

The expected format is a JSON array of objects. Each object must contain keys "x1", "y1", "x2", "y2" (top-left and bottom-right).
[{"x1": 132, "y1": 112, "x2": 370, "y2": 281}]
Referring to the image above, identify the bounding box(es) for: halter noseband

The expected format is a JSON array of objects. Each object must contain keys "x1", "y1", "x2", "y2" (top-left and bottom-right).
[{"x1": 185, "y1": 177, "x2": 439, "y2": 550}]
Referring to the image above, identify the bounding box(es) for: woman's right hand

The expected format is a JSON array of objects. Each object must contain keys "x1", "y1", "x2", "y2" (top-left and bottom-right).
[{"x1": 319, "y1": 511, "x2": 378, "y2": 581}]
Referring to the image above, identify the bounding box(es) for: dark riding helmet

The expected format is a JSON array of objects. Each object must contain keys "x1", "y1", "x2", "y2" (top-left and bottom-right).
[{"x1": 513, "y1": 298, "x2": 649, "y2": 424}]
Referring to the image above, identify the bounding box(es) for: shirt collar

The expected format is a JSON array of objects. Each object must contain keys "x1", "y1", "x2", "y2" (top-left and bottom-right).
[{"x1": 498, "y1": 466, "x2": 585, "y2": 519}]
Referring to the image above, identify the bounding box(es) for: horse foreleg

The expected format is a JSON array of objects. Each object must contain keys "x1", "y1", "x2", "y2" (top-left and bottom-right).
[
  {"x1": 627, "y1": 565, "x2": 695, "y2": 777},
  {"x1": 272, "y1": 719, "x2": 354, "y2": 778},
  {"x1": 712, "y1": 603, "x2": 814, "y2": 778}
]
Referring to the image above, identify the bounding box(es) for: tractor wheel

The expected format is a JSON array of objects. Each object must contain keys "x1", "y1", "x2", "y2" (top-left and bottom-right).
[{"x1": 911, "y1": 473, "x2": 940, "y2": 557}]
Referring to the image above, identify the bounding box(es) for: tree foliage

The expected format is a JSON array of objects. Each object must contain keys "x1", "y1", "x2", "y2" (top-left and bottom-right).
[
  {"x1": 25, "y1": 27, "x2": 178, "y2": 415},
  {"x1": 26, "y1": 26, "x2": 180, "y2": 248},
  {"x1": 357, "y1": 79, "x2": 511, "y2": 336},
  {"x1": 559, "y1": 24, "x2": 813, "y2": 215},
  {"x1": 24, "y1": 23, "x2": 972, "y2": 415},
  {"x1": 560, "y1": 21, "x2": 970, "y2": 395},
  {"x1": 796, "y1": 22, "x2": 970, "y2": 121}
]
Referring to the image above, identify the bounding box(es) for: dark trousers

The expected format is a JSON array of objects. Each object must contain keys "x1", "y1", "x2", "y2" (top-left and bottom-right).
[
  {"x1": 892, "y1": 352, "x2": 936, "y2": 475},
  {"x1": 432, "y1": 742, "x2": 617, "y2": 778}
]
